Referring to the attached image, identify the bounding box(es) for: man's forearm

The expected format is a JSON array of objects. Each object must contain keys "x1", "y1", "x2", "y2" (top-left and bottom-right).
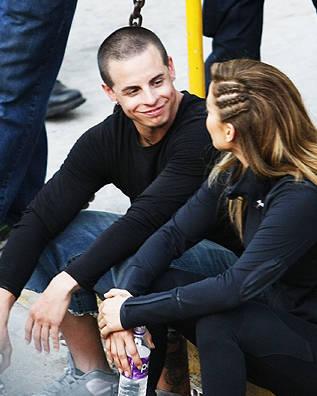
[{"x1": 0, "y1": 288, "x2": 16, "y2": 324}]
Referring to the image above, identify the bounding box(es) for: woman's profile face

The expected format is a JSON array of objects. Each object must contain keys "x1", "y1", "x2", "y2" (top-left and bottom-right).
[{"x1": 206, "y1": 84, "x2": 230, "y2": 151}]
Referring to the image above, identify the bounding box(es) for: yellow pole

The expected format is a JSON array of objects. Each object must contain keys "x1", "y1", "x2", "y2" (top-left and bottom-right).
[{"x1": 185, "y1": 0, "x2": 205, "y2": 98}]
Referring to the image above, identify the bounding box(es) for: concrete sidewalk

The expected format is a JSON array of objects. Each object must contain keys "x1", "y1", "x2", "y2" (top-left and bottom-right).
[{"x1": 1, "y1": 0, "x2": 317, "y2": 394}]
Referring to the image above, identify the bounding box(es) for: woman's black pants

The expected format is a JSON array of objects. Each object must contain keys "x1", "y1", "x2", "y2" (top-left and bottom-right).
[
  {"x1": 195, "y1": 301, "x2": 317, "y2": 396},
  {"x1": 147, "y1": 269, "x2": 317, "y2": 396}
]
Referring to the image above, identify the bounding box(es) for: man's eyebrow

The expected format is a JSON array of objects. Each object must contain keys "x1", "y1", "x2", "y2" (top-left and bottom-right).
[
  {"x1": 149, "y1": 73, "x2": 164, "y2": 83},
  {"x1": 121, "y1": 73, "x2": 165, "y2": 93}
]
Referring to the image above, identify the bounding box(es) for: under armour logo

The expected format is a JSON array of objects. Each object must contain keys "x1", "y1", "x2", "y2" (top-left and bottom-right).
[{"x1": 256, "y1": 200, "x2": 264, "y2": 208}]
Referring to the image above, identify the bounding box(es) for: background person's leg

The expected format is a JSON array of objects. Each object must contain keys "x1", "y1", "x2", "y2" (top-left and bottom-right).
[
  {"x1": 0, "y1": 0, "x2": 77, "y2": 225},
  {"x1": 203, "y1": 0, "x2": 264, "y2": 91}
]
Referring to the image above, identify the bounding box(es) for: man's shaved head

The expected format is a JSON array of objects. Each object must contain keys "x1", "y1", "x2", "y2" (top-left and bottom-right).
[{"x1": 97, "y1": 26, "x2": 169, "y2": 88}]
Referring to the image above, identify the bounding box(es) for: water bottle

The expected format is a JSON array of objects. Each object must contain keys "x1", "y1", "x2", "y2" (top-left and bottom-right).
[{"x1": 118, "y1": 326, "x2": 151, "y2": 396}]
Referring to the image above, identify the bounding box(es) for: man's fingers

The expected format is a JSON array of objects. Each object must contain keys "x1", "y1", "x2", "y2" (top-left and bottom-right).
[
  {"x1": 24, "y1": 316, "x2": 34, "y2": 344},
  {"x1": 0, "y1": 345, "x2": 12, "y2": 374},
  {"x1": 32, "y1": 323, "x2": 42, "y2": 352},
  {"x1": 41, "y1": 325, "x2": 50, "y2": 353},
  {"x1": 50, "y1": 325, "x2": 60, "y2": 352},
  {"x1": 0, "y1": 353, "x2": 11, "y2": 374}
]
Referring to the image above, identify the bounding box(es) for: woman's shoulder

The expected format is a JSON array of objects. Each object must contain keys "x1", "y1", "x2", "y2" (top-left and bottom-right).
[{"x1": 265, "y1": 175, "x2": 317, "y2": 208}]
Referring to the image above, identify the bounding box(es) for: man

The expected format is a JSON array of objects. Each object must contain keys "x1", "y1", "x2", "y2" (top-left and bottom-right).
[{"x1": 0, "y1": 27, "x2": 235, "y2": 396}]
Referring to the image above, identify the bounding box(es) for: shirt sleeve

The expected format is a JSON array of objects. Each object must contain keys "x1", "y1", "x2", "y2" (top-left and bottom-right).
[
  {"x1": 120, "y1": 181, "x2": 317, "y2": 329},
  {"x1": 65, "y1": 123, "x2": 216, "y2": 289},
  {"x1": 117, "y1": 180, "x2": 225, "y2": 295},
  {"x1": 0, "y1": 123, "x2": 111, "y2": 297}
]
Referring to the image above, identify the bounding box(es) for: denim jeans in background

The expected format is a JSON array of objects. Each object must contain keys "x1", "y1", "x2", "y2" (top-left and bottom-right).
[
  {"x1": 26, "y1": 210, "x2": 238, "y2": 315},
  {"x1": 0, "y1": 0, "x2": 77, "y2": 225}
]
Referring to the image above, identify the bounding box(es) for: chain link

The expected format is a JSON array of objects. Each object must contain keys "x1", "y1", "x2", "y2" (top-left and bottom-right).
[{"x1": 129, "y1": 0, "x2": 145, "y2": 27}]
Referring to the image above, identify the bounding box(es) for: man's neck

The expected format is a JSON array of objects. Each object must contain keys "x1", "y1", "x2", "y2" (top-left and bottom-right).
[{"x1": 137, "y1": 91, "x2": 183, "y2": 147}]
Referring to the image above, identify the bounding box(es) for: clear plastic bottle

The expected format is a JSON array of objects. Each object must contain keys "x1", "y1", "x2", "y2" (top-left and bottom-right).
[{"x1": 118, "y1": 326, "x2": 151, "y2": 396}]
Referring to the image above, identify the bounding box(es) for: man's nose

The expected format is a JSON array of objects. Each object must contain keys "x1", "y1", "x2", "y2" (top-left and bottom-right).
[{"x1": 142, "y1": 88, "x2": 158, "y2": 106}]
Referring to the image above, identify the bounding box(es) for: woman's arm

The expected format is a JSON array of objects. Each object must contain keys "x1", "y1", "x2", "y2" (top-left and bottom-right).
[
  {"x1": 120, "y1": 181, "x2": 317, "y2": 328},
  {"x1": 118, "y1": 179, "x2": 225, "y2": 295}
]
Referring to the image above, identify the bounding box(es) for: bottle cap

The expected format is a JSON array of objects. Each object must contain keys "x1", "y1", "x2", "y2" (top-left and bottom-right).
[{"x1": 134, "y1": 326, "x2": 146, "y2": 335}]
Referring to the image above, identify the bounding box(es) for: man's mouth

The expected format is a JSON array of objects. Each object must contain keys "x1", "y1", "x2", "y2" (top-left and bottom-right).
[{"x1": 142, "y1": 104, "x2": 165, "y2": 117}]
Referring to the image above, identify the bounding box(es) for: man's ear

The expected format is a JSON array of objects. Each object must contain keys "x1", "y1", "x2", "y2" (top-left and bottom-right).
[
  {"x1": 167, "y1": 56, "x2": 176, "y2": 81},
  {"x1": 225, "y1": 123, "x2": 236, "y2": 142},
  {"x1": 101, "y1": 83, "x2": 117, "y2": 102}
]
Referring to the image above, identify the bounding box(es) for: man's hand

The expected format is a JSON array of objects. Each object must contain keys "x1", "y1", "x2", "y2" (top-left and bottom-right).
[
  {"x1": 24, "y1": 271, "x2": 78, "y2": 353},
  {"x1": 0, "y1": 288, "x2": 16, "y2": 373},
  {"x1": 0, "y1": 324, "x2": 12, "y2": 374},
  {"x1": 98, "y1": 289, "x2": 132, "y2": 338}
]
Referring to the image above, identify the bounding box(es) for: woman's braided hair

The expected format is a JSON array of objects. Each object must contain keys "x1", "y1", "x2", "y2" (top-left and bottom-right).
[{"x1": 208, "y1": 59, "x2": 317, "y2": 237}]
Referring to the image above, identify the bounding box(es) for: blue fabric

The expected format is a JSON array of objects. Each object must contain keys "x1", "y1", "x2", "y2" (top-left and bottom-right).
[
  {"x1": 203, "y1": 0, "x2": 264, "y2": 91},
  {"x1": 26, "y1": 210, "x2": 237, "y2": 315},
  {"x1": 0, "y1": 0, "x2": 77, "y2": 224}
]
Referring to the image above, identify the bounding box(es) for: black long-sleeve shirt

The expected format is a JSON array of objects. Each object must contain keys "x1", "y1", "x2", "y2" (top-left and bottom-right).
[
  {"x1": 0, "y1": 91, "x2": 217, "y2": 298},
  {"x1": 120, "y1": 169, "x2": 317, "y2": 328}
]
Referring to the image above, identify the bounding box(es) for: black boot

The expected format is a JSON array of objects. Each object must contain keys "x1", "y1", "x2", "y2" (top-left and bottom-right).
[{"x1": 46, "y1": 80, "x2": 86, "y2": 118}]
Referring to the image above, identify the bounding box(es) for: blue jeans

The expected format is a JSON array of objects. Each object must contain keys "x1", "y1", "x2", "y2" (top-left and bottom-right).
[
  {"x1": 26, "y1": 211, "x2": 238, "y2": 315},
  {"x1": 0, "y1": 0, "x2": 77, "y2": 224}
]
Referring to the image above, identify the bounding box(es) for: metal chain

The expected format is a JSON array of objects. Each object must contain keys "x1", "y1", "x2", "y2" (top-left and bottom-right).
[{"x1": 129, "y1": 0, "x2": 145, "y2": 27}]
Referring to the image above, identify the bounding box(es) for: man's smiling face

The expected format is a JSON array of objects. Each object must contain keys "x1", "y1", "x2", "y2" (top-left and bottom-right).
[{"x1": 103, "y1": 44, "x2": 178, "y2": 135}]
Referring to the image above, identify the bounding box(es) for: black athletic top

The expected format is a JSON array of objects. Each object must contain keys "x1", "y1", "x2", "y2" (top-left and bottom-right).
[
  {"x1": 120, "y1": 168, "x2": 317, "y2": 328},
  {"x1": 0, "y1": 92, "x2": 217, "y2": 298}
]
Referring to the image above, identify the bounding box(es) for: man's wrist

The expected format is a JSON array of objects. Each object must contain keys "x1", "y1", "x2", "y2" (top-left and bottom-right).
[{"x1": 50, "y1": 271, "x2": 80, "y2": 294}]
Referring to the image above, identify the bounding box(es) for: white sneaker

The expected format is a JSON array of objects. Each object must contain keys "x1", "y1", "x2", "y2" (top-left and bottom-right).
[{"x1": 30, "y1": 368, "x2": 118, "y2": 396}]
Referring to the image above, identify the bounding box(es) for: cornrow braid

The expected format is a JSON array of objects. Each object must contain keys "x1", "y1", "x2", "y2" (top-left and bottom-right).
[
  {"x1": 214, "y1": 82, "x2": 247, "y2": 97},
  {"x1": 212, "y1": 81, "x2": 250, "y2": 121},
  {"x1": 208, "y1": 59, "x2": 317, "y2": 238}
]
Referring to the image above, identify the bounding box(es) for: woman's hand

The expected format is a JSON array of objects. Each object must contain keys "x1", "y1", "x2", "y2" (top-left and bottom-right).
[
  {"x1": 24, "y1": 272, "x2": 78, "y2": 352},
  {"x1": 98, "y1": 289, "x2": 132, "y2": 338},
  {"x1": 105, "y1": 329, "x2": 140, "y2": 377},
  {"x1": 105, "y1": 328, "x2": 155, "y2": 377}
]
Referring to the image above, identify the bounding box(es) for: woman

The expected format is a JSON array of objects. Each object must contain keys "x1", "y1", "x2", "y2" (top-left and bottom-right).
[{"x1": 99, "y1": 59, "x2": 317, "y2": 395}]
